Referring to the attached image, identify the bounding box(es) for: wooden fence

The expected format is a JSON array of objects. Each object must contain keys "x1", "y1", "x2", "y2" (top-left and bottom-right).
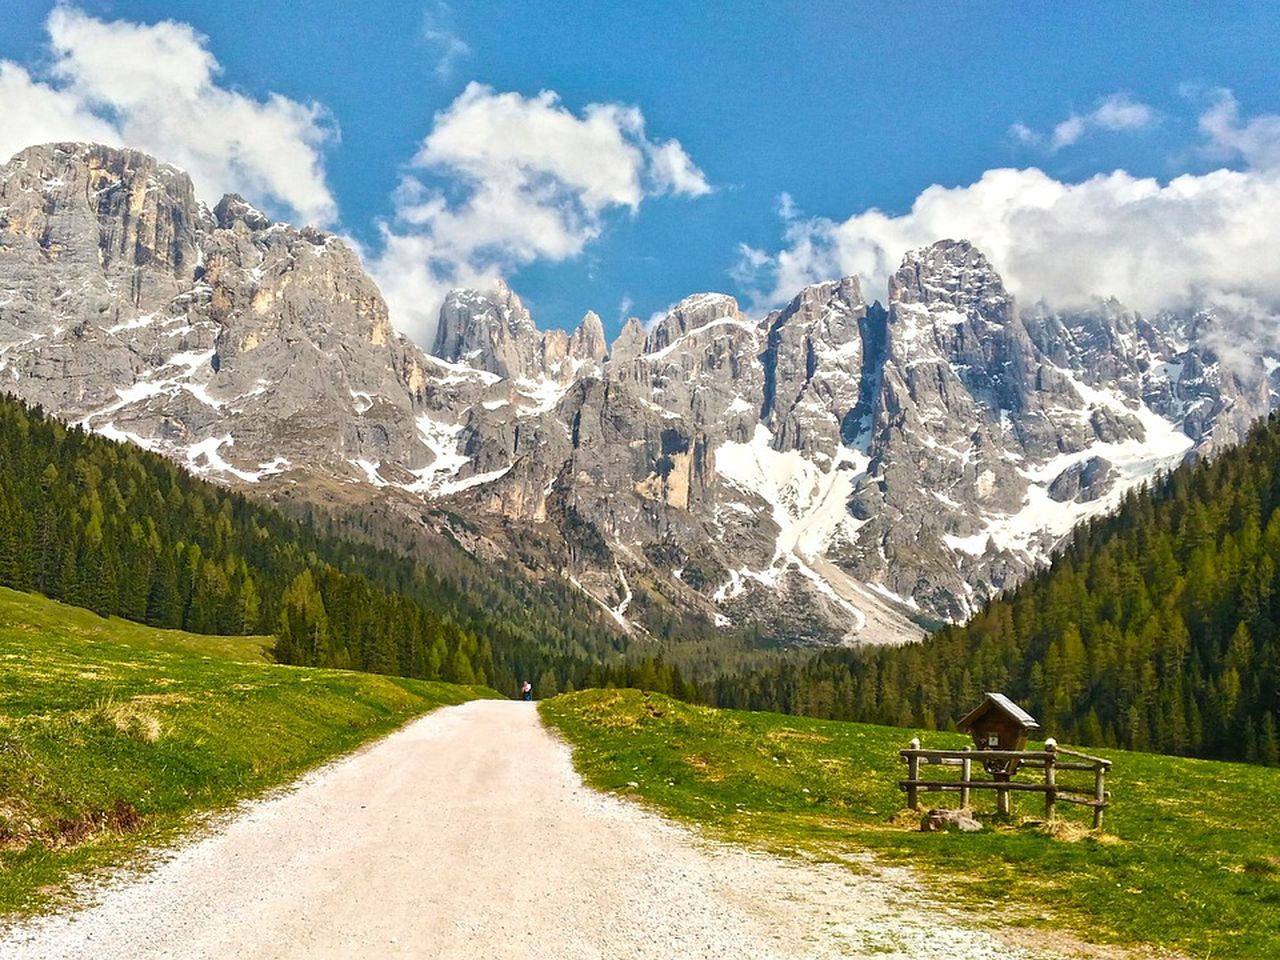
[{"x1": 899, "y1": 738, "x2": 1112, "y2": 828}]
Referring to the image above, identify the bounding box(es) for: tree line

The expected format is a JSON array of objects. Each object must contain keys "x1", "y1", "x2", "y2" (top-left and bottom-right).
[{"x1": 8, "y1": 388, "x2": 1278, "y2": 765}]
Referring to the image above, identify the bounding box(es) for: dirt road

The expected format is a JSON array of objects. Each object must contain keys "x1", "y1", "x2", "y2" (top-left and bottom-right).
[{"x1": 2, "y1": 700, "x2": 1066, "y2": 959}]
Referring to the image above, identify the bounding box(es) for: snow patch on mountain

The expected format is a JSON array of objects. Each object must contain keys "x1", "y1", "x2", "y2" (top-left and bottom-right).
[
  {"x1": 644, "y1": 316, "x2": 761, "y2": 361},
  {"x1": 187, "y1": 436, "x2": 289, "y2": 484},
  {"x1": 716, "y1": 424, "x2": 869, "y2": 560},
  {"x1": 407, "y1": 415, "x2": 471, "y2": 493},
  {"x1": 944, "y1": 367, "x2": 1194, "y2": 558}
]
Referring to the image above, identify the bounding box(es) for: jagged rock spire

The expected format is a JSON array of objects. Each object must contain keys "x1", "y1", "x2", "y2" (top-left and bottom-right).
[
  {"x1": 610, "y1": 317, "x2": 645, "y2": 363},
  {"x1": 569, "y1": 310, "x2": 607, "y2": 363}
]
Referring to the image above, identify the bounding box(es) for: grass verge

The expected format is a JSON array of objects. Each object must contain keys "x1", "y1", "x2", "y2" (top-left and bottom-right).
[
  {"x1": 0, "y1": 586, "x2": 496, "y2": 916},
  {"x1": 541, "y1": 688, "x2": 1280, "y2": 960}
]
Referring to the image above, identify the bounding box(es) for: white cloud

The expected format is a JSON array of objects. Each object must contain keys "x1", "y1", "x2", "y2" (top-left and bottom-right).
[
  {"x1": 1011, "y1": 92, "x2": 1157, "y2": 153},
  {"x1": 0, "y1": 6, "x2": 336, "y2": 225},
  {"x1": 372, "y1": 82, "x2": 710, "y2": 344},
  {"x1": 1091, "y1": 93, "x2": 1157, "y2": 131},
  {"x1": 647, "y1": 139, "x2": 713, "y2": 197},
  {"x1": 729, "y1": 242, "x2": 773, "y2": 290},
  {"x1": 644, "y1": 307, "x2": 672, "y2": 332},
  {"x1": 1009, "y1": 123, "x2": 1037, "y2": 146},
  {"x1": 422, "y1": 3, "x2": 471, "y2": 81},
  {"x1": 0, "y1": 61, "x2": 117, "y2": 151},
  {"x1": 1050, "y1": 115, "x2": 1089, "y2": 150},
  {"x1": 736, "y1": 148, "x2": 1280, "y2": 318},
  {"x1": 1198, "y1": 88, "x2": 1280, "y2": 170},
  {"x1": 737, "y1": 90, "x2": 1280, "y2": 321}
]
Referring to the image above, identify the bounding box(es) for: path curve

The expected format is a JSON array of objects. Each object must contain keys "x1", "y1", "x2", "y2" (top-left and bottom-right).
[{"x1": 2, "y1": 700, "x2": 1057, "y2": 959}]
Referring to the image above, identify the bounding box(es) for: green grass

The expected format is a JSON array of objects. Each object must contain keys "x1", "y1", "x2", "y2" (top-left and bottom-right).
[
  {"x1": 0, "y1": 586, "x2": 497, "y2": 916},
  {"x1": 542, "y1": 689, "x2": 1280, "y2": 960}
]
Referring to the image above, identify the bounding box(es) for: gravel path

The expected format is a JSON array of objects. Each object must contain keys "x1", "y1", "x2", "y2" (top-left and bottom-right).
[{"x1": 2, "y1": 700, "x2": 1077, "y2": 959}]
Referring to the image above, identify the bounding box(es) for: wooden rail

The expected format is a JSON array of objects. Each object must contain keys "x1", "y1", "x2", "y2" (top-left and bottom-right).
[{"x1": 900, "y1": 738, "x2": 1112, "y2": 827}]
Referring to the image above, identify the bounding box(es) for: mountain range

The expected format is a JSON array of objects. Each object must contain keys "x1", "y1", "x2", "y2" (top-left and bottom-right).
[{"x1": 2, "y1": 142, "x2": 1275, "y2": 645}]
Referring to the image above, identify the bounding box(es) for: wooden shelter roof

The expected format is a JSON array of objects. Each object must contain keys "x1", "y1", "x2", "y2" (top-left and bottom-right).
[{"x1": 957, "y1": 692, "x2": 1040, "y2": 731}]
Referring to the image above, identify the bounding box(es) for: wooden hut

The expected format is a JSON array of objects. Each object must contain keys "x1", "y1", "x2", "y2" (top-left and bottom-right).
[
  {"x1": 957, "y1": 693, "x2": 1039, "y2": 776},
  {"x1": 957, "y1": 693, "x2": 1039, "y2": 750}
]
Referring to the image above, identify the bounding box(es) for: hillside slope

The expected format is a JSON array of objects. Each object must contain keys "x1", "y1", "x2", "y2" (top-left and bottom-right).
[
  {"x1": 543, "y1": 690, "x2": 1280, "y2": 960},
  {"x1": 0, "y1": 394, "x2": 624, "y2": 694},
  {"x1": 0, "y1": 585, "x2": 495, "y2": 915}
]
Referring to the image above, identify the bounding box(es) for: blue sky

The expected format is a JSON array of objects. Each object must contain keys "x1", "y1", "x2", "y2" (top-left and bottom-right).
[{"x1": 4, "y1": 1, "x2": 1280, "y2": 345}]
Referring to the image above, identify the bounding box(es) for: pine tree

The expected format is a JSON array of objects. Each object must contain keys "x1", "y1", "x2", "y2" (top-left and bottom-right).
[{"x1": 275, "y1": 570, "x2": 330, "y2": 666}]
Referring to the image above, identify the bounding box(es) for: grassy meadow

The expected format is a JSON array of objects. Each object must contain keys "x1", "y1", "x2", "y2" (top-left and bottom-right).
[
  {"x1": 542, "y1": 688, "x2": 1280, "y2": 960},
  {"x1": 0, "y1": 586, "x2": 495, "y2": 916}
]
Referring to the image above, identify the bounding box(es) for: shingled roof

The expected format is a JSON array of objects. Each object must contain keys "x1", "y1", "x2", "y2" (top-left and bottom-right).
[{"x1": 957, "y1": 692, "x2": 1040, "y2": 731}]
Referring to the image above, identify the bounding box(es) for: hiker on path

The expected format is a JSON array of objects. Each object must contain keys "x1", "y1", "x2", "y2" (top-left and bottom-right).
[{"x1": 521, "y1": 680, "x2": 533, "y2": 701}]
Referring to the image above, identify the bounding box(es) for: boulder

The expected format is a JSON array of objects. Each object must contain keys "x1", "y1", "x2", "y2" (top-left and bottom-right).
[{"x1": 920, "y1": 808, "x2": 983, "y2": 833}]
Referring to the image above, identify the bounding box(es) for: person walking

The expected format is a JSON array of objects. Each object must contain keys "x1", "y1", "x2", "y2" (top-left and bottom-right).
[{"x1": 521, "y1": 680, "x2": 533, "y2": 701}]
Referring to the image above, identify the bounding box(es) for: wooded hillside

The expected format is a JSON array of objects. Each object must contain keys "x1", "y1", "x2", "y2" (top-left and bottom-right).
[
  {"x1": 710, "y1": 415, "x2": 1280, "y2": 764},
  {"x1": 0, "y1": 395, "x2": 623, "y2": 692}
]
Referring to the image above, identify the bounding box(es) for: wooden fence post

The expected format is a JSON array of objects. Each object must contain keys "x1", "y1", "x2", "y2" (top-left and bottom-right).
[
  {"x1": 1093, "y1": 763, "x2": 1107, "y2": 829},
  {"x1": 996, "y1": 777, "x2": 1010, "y2": 817},
  {"x1": 1043, "y1": 738, "x2": 1057, "y2": 821},
  {"x1": 907, "y1": 738, "x2": 920, "y2": 810},
  {"x1": 897, "y1": 744, "x2": 1112, "y2": 825}
]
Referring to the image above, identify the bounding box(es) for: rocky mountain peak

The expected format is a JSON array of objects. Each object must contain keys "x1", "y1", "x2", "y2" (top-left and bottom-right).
[
  {"x1": 883, "y1": 238, "x2": 1027, "y2": 408},
  {"x1": 610, "y1": 316, "x2": 645, "y2": 363},
  {"x1": 487, "y1": 278, "x2": 535, "y2": 329},
  {"x1": 432, "y1": 282, "x2": 542, "y2": 379},
  {"x1": 644, "y1": 292, "x2": 743, "y2": 354},
  {"x1": 759, "y1": 276, "x2": 870, "y2": 453},
  {"x1": 1, "y1": 141, "x2": 204, "y2": 314},
  {"x1": 5, "y1": 141, "x2": 189, "y2": 190},
  {"x1": 213, "y1": 193, "x2": 272, "y2": 232},
  {"x1": 569, "y1": 310, "x2": 608, "y2": 364},
  {"x1": 429, "y1": 281, "x2": 608, "y2": 381},
  {"x1": 769, "y1": 276, "x2": 866, "y2": 333},
  {"x1": 6, "y1": 141, "x2": 1279, "y2": 650},
  {"x1": 890, "y1": 239, "x2": 1008, "y2": 312}
]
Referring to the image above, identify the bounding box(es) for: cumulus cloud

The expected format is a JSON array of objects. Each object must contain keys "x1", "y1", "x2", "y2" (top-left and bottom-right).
[
  {"x1": 0, "y1": 61, "x2": 117, "y2": 150},
  {"x1": 737, "y1": 165, "x2": 1280, "y2": 315},
  {"x1": 1010, "y1": 92, "x2": 1157, "y2": 152},
  {"x1": 1197, "y1": 88, "x2": 1280, "y2": 170},
  {"x1": 372, "y1": 82, "x2": 710, "y2": 344},
  {"x1": 1091, "y1": 93, "x2": 1158, "y2": 132},
  {"x1": 0, "y1": 6, "x2": 336, "y2": 225},
  {"x1": 647, "y1": 139, "x2": 714, "y2": 197},
  {"x1": 736, "y1": 101, "x2": 1280, "y2": 319}
]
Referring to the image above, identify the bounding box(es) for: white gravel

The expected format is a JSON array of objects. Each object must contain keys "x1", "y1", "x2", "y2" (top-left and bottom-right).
[{"x1": 1, "y1": 700, "x2": 1083, "y2": 959}]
